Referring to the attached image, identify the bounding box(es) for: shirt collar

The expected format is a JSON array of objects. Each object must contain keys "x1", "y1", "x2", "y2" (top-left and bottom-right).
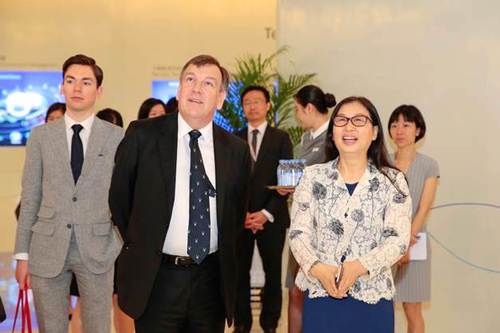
[
  {"x1": 178, "y1": 112, "x2": 213, "y2": 142},
  {"x1": 330, "y1": 157, "x2": 378, "y2": 191},
  {"x1": 248, "y1": 121, "x2": 268, "y2": 134},
  {"x1": 311, "y1": 120, "x2": 329, "y2": 140},
  {"x1": 64, "y1": 112, "x2": 95, "y2": 132}
]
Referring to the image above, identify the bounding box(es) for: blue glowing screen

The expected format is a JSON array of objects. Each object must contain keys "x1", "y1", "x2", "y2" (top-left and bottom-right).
[{"x1": 0, "y1": 71, "x2": 63, "y2": 146}]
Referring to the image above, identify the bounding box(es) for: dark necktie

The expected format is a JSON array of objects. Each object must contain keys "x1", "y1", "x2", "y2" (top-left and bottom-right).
[
  {"x1": 71, "y1": 124, "x2": 84, "y2": 184},
  {"x1": 251, "y1": 129, "x2": 259, "y2": 159},
  {"x1": 187, "y1": 130, "x2": 213, "y2": 264}
]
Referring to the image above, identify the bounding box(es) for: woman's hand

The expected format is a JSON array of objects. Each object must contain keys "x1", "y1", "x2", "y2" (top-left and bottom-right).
[
  {"x1": 336, "y1": 260, "x2": 367, "y2": 297},
  {"x1": 409, "y1": 232, "x2": 419, "y2": 246},
  {"x1": 309, "y1": 262, "x2": 339, "y2": 298},
  {"x1": 396, "y1": 251, "x2": 410, "y2": 266}
]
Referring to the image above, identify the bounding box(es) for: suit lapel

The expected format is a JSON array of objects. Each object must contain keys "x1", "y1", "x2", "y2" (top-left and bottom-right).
[
  {"x1": 49, "y1": 119, "x2": 74, "y2": 187},
  {"x1": 213, "y1": 125, "x2": 228, "y2": 231},
  {"x1": 157, "y1": 114, "x2": 178, "y2": 218},
  {"x1": 239, "y1": 128, "x2": 248, "y2": 143},
  {"x1": 254, "y1": 126, "x2": 272, "y2": 167},
  {"x1": 78, "y1": 118, "x2": 107, "y2": 187}
]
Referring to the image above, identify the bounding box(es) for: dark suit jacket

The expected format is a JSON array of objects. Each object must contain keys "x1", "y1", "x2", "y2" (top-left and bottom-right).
[
  {"x1": 235, "y1": 125, "x2": 293, "y2": 227},
  {"x1": 109, "y1": 112, "x2": 251, "y2": 323}
]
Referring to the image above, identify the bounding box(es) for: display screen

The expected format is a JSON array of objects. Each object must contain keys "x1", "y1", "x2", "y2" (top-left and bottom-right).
[{"x1": 0, "y1": 71, "x2": 63, "y2": 146}]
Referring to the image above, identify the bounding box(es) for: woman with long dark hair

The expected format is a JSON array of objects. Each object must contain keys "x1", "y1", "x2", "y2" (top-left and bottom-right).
[{"x1": 289, "y1": 96, "x2": 412, "y2": 332}]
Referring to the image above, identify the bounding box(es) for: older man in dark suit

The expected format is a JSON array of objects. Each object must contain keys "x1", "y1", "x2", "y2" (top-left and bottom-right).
[{"x1": 109, "y1": 55, "x2": 251, "y2": 333}]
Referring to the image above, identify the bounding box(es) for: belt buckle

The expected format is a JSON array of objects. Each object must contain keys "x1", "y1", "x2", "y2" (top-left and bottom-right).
[{"x1": 174, "y1": 256, "x2": 182, "y2": 265}]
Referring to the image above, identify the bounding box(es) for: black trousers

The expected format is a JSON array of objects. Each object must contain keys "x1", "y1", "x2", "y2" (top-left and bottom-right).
[
  {"x1": 135, "y1": 253, "x2": 225, "y2": 333},
  {"x1": 235, "y1": 221, "x2": 286, "y2": 330}
]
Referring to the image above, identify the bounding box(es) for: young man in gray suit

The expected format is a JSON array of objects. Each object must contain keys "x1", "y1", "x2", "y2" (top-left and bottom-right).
[{"x1": 14, "y1": 54, "x2": 123, "y2": 333}]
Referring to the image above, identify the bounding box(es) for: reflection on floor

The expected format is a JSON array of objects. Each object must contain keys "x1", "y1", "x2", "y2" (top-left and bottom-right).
[
  {"x1": 0, "y1": 252, "x2": 288, "y2": 333},
  {"x1": 0, "y1": 251, "x2": 410, "y2": 333}
]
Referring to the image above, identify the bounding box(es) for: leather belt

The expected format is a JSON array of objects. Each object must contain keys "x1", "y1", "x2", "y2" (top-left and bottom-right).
[
  {"x1": 162, "y1": 254, "x2": 195, "y2": 266},
  {"x1": 162, "y1": 252, "x2": 217, "y2": 266}
]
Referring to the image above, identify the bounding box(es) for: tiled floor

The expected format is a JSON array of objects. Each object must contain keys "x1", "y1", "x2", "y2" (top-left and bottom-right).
[
  {"x1": 6, "y1": 297, "x2": 289, "y2": 333},
  {"x1": 224, "y1": 294, "x2": 288, "y2": 333}
]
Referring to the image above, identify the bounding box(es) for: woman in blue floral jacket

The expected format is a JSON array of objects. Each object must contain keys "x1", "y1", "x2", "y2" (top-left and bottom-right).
[{"x1": 289, "y1": 96, "x2": 412, "y2": 332}]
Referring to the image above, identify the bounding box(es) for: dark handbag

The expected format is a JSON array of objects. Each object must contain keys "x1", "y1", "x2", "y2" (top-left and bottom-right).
[
  {"x1": 11, "y1": 288, "x2": 32, "y2": 333},
  {"x1": 0, "y1": 295, "x2": 6, "y2": 323}
]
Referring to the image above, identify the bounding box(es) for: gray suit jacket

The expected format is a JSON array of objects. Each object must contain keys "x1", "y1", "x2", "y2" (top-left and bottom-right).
[
  {"x1": 299, "y1": 130, "x2": 327, "y2": 166},
  {"x1": 14, "y1": 117, "x2": 124, "y2": 278}
]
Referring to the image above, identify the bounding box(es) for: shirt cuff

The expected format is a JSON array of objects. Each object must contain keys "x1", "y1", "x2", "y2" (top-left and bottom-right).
[
  {"x1": 14, "y1": 253, "x2": 29, "y2": 261},
  {"x1": 261, "y1": 209, "x2": 274, "y2": 222}
]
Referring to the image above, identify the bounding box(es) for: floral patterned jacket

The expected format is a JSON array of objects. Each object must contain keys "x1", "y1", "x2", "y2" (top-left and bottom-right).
[{"x1": 289, "y1": 158, "x2": 412, "y2": 303}]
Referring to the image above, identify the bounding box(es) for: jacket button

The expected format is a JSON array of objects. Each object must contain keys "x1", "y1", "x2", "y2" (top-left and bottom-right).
[
  {"x1": 72, "y1": 197, "x2": 77, "y2": 202},
  {"x1": 66, "y1": 224, "x2": 71, "y2": 229},
  {"x1": 156, "y1": 250, "x2": 162, "y2": 256}
]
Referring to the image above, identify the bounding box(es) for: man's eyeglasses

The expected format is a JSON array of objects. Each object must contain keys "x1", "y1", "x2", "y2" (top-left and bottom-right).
[{"x1": 333, "y1": 115, "x2": 372, "y2": 127}]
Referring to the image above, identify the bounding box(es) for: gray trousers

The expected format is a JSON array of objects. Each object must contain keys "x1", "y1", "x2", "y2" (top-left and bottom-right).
[{"x1": 30, "y1": 231, "x2": 113, "y2": 333}]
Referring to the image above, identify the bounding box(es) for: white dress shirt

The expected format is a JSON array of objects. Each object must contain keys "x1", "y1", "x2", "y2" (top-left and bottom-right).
[
  {"x1": 246, "y1": 121, "x2": 274, "y2": 222},
  {"x1": 310, "y1": 120, "x2": 329, "y2": 140},
  {"x1": 162, "y1": 114, "x2": 218, "y2": 256},
  {"x1": 247, "y1": 121, "x2": 267, "y2": 160},
  {"x1": 64, "y1": 113, "x2": 95, "y2": 157},
  {"x1": 15, "y1": 113, "x2": 95, "y2": 261}
]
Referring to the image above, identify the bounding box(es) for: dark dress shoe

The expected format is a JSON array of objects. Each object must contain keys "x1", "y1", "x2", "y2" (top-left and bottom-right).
[
  {"x1": 264, "y1": 329, "x2": 277, "y2": 333},
  {"x1": 233, "y1": 327, "x2": 250, "y2": 333}
]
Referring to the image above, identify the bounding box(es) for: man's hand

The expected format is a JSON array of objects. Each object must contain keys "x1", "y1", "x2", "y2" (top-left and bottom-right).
[
  {"x1": 244, "y1": 211, "x2": 268, "y2": 234},
  {"x1": 16, "y1": 260, "x2": 31, "y2": 289}
]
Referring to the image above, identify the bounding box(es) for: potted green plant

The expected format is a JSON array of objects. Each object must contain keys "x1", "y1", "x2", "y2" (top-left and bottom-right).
[{"x1": 220, "y1": 47, "x2": 315, "y2": 147}]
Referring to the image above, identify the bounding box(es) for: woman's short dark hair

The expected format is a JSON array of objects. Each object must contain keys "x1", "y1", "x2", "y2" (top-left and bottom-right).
[
  {"x1": 388, "y1": 105, "x2": 426, "y2": 142},
  {"x1": 45, "y1": 102, "x2": 66, "y2": 123},
  {"x1": 137, "y1": 98, "x2": 166, "y2": 120},
  {"x1": 294, "y1": 85, "x2": 336, "y2": 114},
  {"x1": 97, "y1": 108, "x2": 124, "y2": 127},
  {"x1": 325, "y1": 96, "x2": 394, "y2": 173},
  {"x1": 240, "y1": 85, "x2": 271, "y2": 104}
]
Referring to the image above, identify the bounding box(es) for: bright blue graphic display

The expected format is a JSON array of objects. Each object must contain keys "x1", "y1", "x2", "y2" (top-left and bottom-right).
[{"x1": 0, "y1": 71, "x2": 63, "y2": 146}]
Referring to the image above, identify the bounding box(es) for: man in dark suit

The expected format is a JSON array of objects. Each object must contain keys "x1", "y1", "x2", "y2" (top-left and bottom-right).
[
  {"x1": 233, "y1": 86, "x2": 293, "y2": 333},
  {"x1": 109, "y1": 55, "x2": 251, "y2": 333}
]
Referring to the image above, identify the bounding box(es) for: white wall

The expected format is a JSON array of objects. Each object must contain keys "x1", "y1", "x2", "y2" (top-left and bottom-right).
[
  {"x1": 278, "y1": 1, "x2": 500, "y2": 331},
  {"x1": 0, "y1": 0, "x2": 277, "y2": 252}
]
